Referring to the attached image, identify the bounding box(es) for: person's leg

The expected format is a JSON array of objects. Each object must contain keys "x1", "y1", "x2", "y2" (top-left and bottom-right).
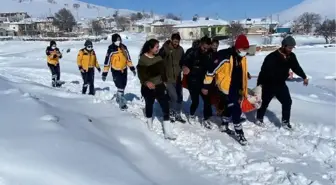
[
  {"x1": 156, "y1": 83, "x2": 176, "y2": 140},
  {"x1": 256, "y1": 85, "x2": 275, "y2": 124},
  {"x1": 88, "y1": 68, "x2": 95, "y2": 95},
  {"x1": 82, "y1": 71, "x2": 88, "y2": 94},
  {"x1": 275, "y1": 84, "x2": 292, "y2": 127},
  {"x1": 165, "y1": 83, "x2": 178, "y2": 119},
  {"x1": 47, "y1": 63, "x2": 57, "y2": 87},
  {"x1": 141, "y1": 85, "x2": 155, "y2": 130},
  {"x1": 200, "y1": 92, "x2": 212, "y2": 120},
  {"x1": 112, "y1": 70, "x2": 127, "y2": 108}
]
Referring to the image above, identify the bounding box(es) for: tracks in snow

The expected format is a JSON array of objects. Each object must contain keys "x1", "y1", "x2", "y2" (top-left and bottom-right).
[{"x1": 0, "y1": 67, "x2": 335, "y2": 185}]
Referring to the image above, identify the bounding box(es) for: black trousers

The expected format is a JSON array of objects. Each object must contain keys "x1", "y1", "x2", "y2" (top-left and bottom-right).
[
  {"x1": 256, "y1": 84, "x2": 292, "y2": 123},
  {"x1": 112, "y1": 69, "x2": 127, "y2": 91},
  {"x1": 141, "y1": 83, "x2": 169, "y2": 121},
  {"x1": 219, "y1": 86, "x2": 242, "y2": 126},
  {"x1": 81, "y1": 68, "x2": 95, "y2": 95},
  {"x1": 188, "y1": 81, "x2": 212, "y2": 120},
  {"x1": 48, "y1": 63, "x2": 60, "y2": 86}
]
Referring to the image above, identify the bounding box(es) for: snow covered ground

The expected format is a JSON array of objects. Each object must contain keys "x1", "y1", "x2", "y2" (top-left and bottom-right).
[{"x1": 0, "y1": 34, "x2": 335, "y2": 185}]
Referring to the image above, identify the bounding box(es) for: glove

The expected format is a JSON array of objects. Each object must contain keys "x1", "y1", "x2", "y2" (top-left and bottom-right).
[
  {"x1": 53, "y1": 54, "x2": 57, "y2": 59},
  {"x1": 79, "y1": 66, "x2": 85, "y2": 73},
  {"x1": 97, "y1": 68, "x2": 101, "y2": 73},
  {"x1": 102, "y1": 75, "x2": 106, "y2": 81}
]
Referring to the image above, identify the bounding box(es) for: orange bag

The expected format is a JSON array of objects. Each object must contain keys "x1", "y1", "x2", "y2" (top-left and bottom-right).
[{"x1": 240, "y1": 98, "x2": 256, "y2": 113}]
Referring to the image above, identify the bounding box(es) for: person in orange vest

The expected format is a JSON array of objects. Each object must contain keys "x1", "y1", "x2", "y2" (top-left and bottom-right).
[
  {"x1": 46, "y1": 40, "x2": 62, "y2": 87},
  {"x1": 77, "y1": 40, "x2": 101, "y2": 95},
  {"x1": 202, "y1": 34, "x2": 250, "y2": 145}
]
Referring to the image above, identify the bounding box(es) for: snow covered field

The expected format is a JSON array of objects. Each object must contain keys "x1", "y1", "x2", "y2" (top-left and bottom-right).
[{"x1": 0, "y1": 34, "x2": 335, "y2": 185}]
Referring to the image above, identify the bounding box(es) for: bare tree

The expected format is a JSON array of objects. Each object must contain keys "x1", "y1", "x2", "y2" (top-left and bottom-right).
[
  {"x1": 315, "y1": 19, "x2": 336, "y2": 44},
  {"x1": 227, "y1": 21, "x2": 247, "y2": 43},
  {"x1": 115, "y1": 16, "x2": 129, "y2": 31},
  {"x1": 294, "y1": 12, "x2": 322, "y2": 34},
  {"x1": 90, "y1": 20, "x2": 103, "y2": 36},
  {"x1": 155, "y1": 25, "x2": 174, "y2": 39},
  {"x1": 166, "y1": 13, "x2": 181, "y2": 21},
  {"x1": 53, "y1": 8, "x2": 76, "y2": 32}
]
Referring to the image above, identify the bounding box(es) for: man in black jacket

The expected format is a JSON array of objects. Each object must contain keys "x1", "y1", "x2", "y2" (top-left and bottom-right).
[
  {"x1": 182, "y1": 36, "x2": 212, "y2": 127},
  {"x1": 256, "y1": 36, "x2": 309, "y2": 129}
]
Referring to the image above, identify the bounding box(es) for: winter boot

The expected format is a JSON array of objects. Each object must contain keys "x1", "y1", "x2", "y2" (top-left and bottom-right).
[
  {"x1": 51, "y1": 75, "x2": 57, "y2": 87},
  {"x1": 82, "y1": 84, "x2": 88, "y2": 94},
  {"x1": 219, "y1": 117, "x2": 235, "y2": 135},
  {"x1": 169, "y1": 111, "x2": 176, "y2": 122},
  {"x1": 202, "y1": 118, "x2": 213, "y2": 129},
  {"x1": 162, "y1": 120, "x2": 176, "y2": 140},
  {"x1": 188, "y1": 115, "x2": 196, "y2": 125},
  {"x1": 282, "y1": 120, "x2": 292, "y2": 130},
  {"x1": 235, "y1": 129, "x2": 248, "y2": 146},
  {"x1": 255, "y1": 119, "x2": 265, "y2": 127},
  {"x1": 175, "y1": 112, "x2": 186, "y2": 124},
  {"x1": 146, "y1": 117, "x2": 153, "y2": 131},
  {"x1": 117, "y1": 91, "x2": 128, "y2": 110},
  {"x1": 55, "y1": 80, "x2": 63, "y2": 88}
]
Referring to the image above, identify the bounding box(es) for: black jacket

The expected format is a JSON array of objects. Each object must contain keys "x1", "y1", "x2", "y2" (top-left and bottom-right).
[
  {"x1": 182, "y1": 47, "x2": 212, "y2": 84},
  {"x1": 257, "y1": 49, "x2": 307, "y2": 86}
]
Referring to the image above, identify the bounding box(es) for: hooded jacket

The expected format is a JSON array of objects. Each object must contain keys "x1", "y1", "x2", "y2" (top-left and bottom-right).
[
  {"x1": 102, "y1": 43, "x2": 135, "y2": 76},
  {"x1": 46, "y1": 41, "x2": 62, "y2": 65},
  {"x1": 159, "y1": 40, "x2": 184, "y2": 83},
  {"x1": 77, "y1": 48, "x2": 100, "y2": 71},
  {"x1": 204, "y1": 47, "x2": 249, "y2": 97}
]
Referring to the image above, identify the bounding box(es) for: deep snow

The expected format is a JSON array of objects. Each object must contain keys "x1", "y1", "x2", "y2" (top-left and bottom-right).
[{"x1": 0, "y1": 34, "x2": 335, "y2": 185}]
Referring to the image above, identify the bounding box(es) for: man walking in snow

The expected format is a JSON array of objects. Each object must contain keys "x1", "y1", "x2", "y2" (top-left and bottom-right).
[
  {"x1": 77, "y1": 40, "x2": 101, "y2": 95},
  {"x1": 159, "y1": 33, "x2": 186, "y2": 123},
  {"x1": 181, "y1": 36, "x2": 213, "y2": 127},
  {"x1": 256, "y1": 36, "x2": 309, "y2": 129}
]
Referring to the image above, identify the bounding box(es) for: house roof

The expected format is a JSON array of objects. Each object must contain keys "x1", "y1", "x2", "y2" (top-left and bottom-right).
[
  {"x1": 237, "y1": 18, "x2": 279, "y2": 25},
  {"x1": 133, "y1": 18, "x2": 154, "y2": 26},
  {"x1": 173, "y1": 17, "x2": 229, "y2": 28},
  {"x1": 151, "y1": 18, "x2": 180, "y2": 26}
]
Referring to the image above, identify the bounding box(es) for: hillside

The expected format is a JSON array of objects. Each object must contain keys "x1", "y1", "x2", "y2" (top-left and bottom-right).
[
  {"x1": 0, "y1": 0, "x2": 136, "y2": 19},
  {"x1": 277, "y1": 0, "x2": 336, "y2": 23}
]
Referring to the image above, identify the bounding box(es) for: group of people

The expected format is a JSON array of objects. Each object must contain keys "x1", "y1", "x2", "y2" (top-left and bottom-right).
[{"x1": 45, "y1": 33, "x2": 308, "y2": 145}]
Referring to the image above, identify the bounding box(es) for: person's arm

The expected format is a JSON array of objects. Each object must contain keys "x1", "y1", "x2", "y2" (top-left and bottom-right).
[
  {"x1": 179, "y1": 47, "x2": 185, "y2": 68},
  {"x1": 290, "y1": 54, "x2": 307, "y2": 79},
  {"x1": 56, "y1": 48, "x2": 62, "y2": 59},
  {"x1": 181, "y1": 49, "x2": 194, "y2": 69},
  {"x1": 123, "y1": 46, "x2": 135, "y2": 71},
  {"x1": 102, "y1": 47, "x2": 115, "y2": 77},
  {"x1": 257, "y1": 54, "x2": 273, "y2": 86},
  {"x1": 93, "y1": 51, "x2": 101, "y2": 71},
  {"x1": 136, "y1": 60, "x2": 149, "y2": 85},
  {"x1": 77, "y1": 50, "x2": 83, "y2": 71}
]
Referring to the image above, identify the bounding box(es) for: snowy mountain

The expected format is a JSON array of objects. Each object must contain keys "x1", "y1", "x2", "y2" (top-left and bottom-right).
[
  {"x1": 0, "y1": 0, "x2": 136, "y2": 19},
  {"x1": 276, "y1": 0, "x2": 336, "y2": 23}
]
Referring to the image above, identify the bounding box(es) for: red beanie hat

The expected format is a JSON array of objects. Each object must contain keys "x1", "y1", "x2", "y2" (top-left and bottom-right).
[{"x1": 235, "y1": 34, "x2": 249, "y2": 49}]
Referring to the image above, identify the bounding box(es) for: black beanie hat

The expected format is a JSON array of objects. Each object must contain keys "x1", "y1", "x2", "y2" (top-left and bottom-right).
[
  {"x1": 84, "y1": 40, "x2": 93, "y2": 47},
  {"x1": 50, "y1": 40, "x2": 56, "y2": 47},
  {"x1": 282, "y1": 36, "x2": 296, "y2": 47},
  {"x1": 111, "y1": 33, "x2": 121, "y2": 42}
]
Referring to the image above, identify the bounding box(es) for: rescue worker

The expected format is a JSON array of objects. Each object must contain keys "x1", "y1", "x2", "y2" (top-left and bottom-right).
[
  {"x1": 202, "y1": 34, "x2": 251, "y2": 145},
  {"x1": 46, "y1": 40, "x2": 62, "y2": 87},
  {"x1": 77, "y1": 40, "x2": 101, "y2": 95},
  {"x1": 102, "y1": 33, "x2": 136, "y2": 110},
  {"x1": 137, "y1": 39, "x2": 176, "y2": 140},
  {"x1": 159, "y1": 33, "x2": 186, "y2": 123},
  {"x1": 181, "y1": 36, "x2": 213, "y2": 127},
  {"x1": 256, "y1": 36, "x2": 308, "y2": 129}
]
